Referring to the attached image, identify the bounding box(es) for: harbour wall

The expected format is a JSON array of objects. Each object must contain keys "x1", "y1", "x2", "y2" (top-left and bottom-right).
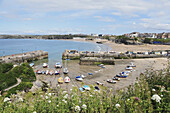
[{"x1": 0, "y1": 50, "x2": 48, "y2": 63}]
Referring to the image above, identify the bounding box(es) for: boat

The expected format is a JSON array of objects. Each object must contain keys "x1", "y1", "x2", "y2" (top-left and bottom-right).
[
  {"x1": 55, "y1": 70, "x2": 60, "y2": 75},
  {"x1": 98, "y1": 64, "x2": 104, "y2": 67},
  {"x1": 81, "y1": 75, "x2": 86, "y2": 78},
  {"x1": 94, "y1": 86, "x2": 100, "y2": 91},
  {"x1": 49, "y1": 71, "x2": 54, "y2": 75},
  {"x1": 43, "y1": 63, "x2": 48, "y2": 68},
  {"x1": 46, "y1": 70, "x2": 49, "y2": 75},
  {"x1": 116, "y1": 74, "x2": 127, "y2": 78},
  {"x1": 41, "y1": 70, "x2": 46, "y2": 74},
  {"x1": 63, "y1": 68, "x2": 69, "y2": 74},
  {"x1": 29, "y1": 63, "x2": 34, "y2": 67},
  {"x1": 96, "y1": 81, "x2": 104, "y2": 86},
  {"x1": 55, "y1": 62, "x2": 62, "y2": 68},
  {"x1": 83, "y1": 85, "x2": 90, "y2": 91},
  {"x1": 112, "y1": 77, "x2": 120, "y2": 81},
  {"x1": 64, "y1": 76, "x2": 70, "y2": 83},
  {"x1": 125, "y1": 66, "x2": 133, "y2": 70},
  {"x1": 37, "y1": 70, "x2": 42, "y2": 74},
  {"x1": 88, "y1": 73, "x2": 93, "y2": 75},
  {"x1": 128, "y1": 62, "x2": 136, "y2": 67},
  {"x1": 107, "y1": 79, "x2": 117, "y2": 84},
  {"x1": 79, "y1": 87, "x2": 85, "y2": 92},
  {"x1": 75, "y1": 76, "x2": 83, "y2": 81},
  {"x1": 58, "y1": 77, "x2": 63, "y2": 84}
]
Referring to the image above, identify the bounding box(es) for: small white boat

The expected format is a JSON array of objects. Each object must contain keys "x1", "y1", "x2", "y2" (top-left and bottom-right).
[
  {"x1": 46, "y1": 70, "x2": 49, "y2": 75},
  {"x1": 64, "y1": 76, "x2": 70, "y2": 83},
  {"x1": 63, "y1": 68, "x2": 69, "y2": 74},
  {"x1": 43, "y1": 63, "x2": 48, "y2": 68},
  {"x1": 107, "y1": 79, "x2": 117, "y2": 84},
  {"x1": 81, "y1": 75, "x2": 86, "y2": 78},
  {"x1": 125, "y1": 66, "x2": 133, "y2": 70},
  {"x1": 83, "y1": 85, "x2": 90, "y2": 91},
  {"x1": 96, "y1": 81, "x2": 104, "y2": 86},
  {"x1": 49, "y1": 71, "x2": 54, "y2": 75},
  {"x1": 55, "y1": 62, "x2": 62, "y2": 68},
  {"x1": 55, "y1": 70, "x2": 60, "y2": 75},
  {"x1": 75, "y1": 76, "x2": 83, "y2": 81},
  {"x1": 29, "y1": 63, "x2": 34, "y2": 67},
  {"x1": 37, "y1": 70, "x2": 42, "y2": 74}
]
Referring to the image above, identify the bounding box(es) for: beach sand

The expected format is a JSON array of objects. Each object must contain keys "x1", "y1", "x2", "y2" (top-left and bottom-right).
[{"x1": 30, "y1": 39, "x2": 170, "y2": 92}]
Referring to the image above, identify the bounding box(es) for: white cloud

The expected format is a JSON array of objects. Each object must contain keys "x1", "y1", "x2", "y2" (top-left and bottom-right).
[{"x1": 94, "y1": 16, "x2": 115, "y2": 22}]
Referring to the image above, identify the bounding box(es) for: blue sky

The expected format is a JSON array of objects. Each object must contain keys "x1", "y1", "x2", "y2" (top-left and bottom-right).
[{"x1": 0, "y1": 0, "x2": 170, "y2": 35}]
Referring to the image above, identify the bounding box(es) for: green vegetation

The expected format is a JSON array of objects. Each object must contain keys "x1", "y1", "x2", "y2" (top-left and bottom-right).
[
  {"x1": 0, "y1": 64, "x2": 169, "y2": 112},
  {"x1": 144, "y1": 38, "x2": 170, "y2": 44},
  {"x1": 0, "y1": 63, "x2": 36, "y2": 96}
]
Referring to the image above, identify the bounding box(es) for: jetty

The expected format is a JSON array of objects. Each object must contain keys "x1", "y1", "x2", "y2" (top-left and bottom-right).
[{"x1": 0, "y1": 50, "x2": 48, "y2": 63}]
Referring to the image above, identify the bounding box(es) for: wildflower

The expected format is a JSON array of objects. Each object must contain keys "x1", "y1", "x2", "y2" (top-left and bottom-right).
[
  {"x1": 151, "y1": 94, "x2": 161, "y2": 103},
  {"x1": 82, "y1": 104, "x2": 87, "y2": 109},
  {"x1": 89, "y1": 95, "x2": 92, "y2": 97},
  {"x1": 63, "y1": 91, "x2": 67, "y2": 94},
  {"x1": 18, "y1": 97, "x2": 23, "y2": 102},
  {"x1": 45, "y1": 96, "x2": 48, "y2": 99},
  {"x1": 161, "y1": 88, "x2": 164, "y2": 92},
  {"x1": 152, "y1": 89, "x2": 156, "y2": 92},
  {"x1": 48, "y1": 93, "x2": 52, "y2": 96},
  {"x1": 135, "y1": 97, "x2": 139, "y2": 101},
  {"x1": 161, "y1": 95, "x2": 163, "y2": 97},
  {"x1": 127, "y1": 98, "x2": 130, "y2": 101},
  {"x1": 33, "y1": 111, "x2": 37, "y2": 113},
  {"x1": 40, "y1": 95, "x2": 43, "y2": 98},
  {"x1": 57, "y1": 85, "x2": 60, "y2": 87},
  {"x1": 72, "y1": 85, "x2": 74, "y2": 87},
  {"x1": 48, "y1": 100, "x2": 51, "y2": 103},
  {"x1": 115, "y1": 104, "x2": 121, "y2": 108},
  {"x1": 62, "y1": 99, "x2": 67, "y2": 104},
  {"x1": 4, "y1": 97, "x2": 10, "y2": 102},
  {"x1": 75, "y1": 105, "x2": 81, "y2": 112},
  {"x1": 70, "y1": 89, "x2": 72, "y2": 91},
  {"x1": 64, "y1": 94, "x2": 68, "y2": 99},
  {"x1": 0, "y1": 95, "x2": 1, "y2": 97},
  {"x1": 57, "y1": 105, "x2": 59, "y2": 107},
  {"x1": 79, "y1": 101, "x2": 82, "y2": 103}
]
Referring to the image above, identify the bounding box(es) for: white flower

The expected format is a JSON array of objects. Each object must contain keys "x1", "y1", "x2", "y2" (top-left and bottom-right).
[
  {"x1": 40, "y1": 95, "x2": 43, "y2": 98},
  {"x1": 127, "y1": 99, "x2": 130, "y2": 101},
  {"x1": 161, "y1": 95, "x2": 163, "y2": 97},
  {"x1": 33, "y1": 111, "x2": 37, "y2": 113},
  {"x1": 115, "y1": 104, "x2": 121, "y2": 108},
  {"x1": 48, "y1": 93, "x2": 52, "y2": 96},
  {"x1": 82, "y1": 104, "x2": 87, "y2": 109},
  {"x1": 45, "y1": 96, "x2": 49, "y2": 99},
  {"x1": 75, "y1": 105, "x2": 81, "y2": 111},
  {"x1": 57, "y1": 85, "x2": 60, "y2": 87},
  {"x1": 71, "y1": 95, "x2": 74, "y2": 98},
  {"x1": 152, "y1": 89, "x2": 156, "y2": 92},
  {"x1": 70, "y1": 89, "x2": 72, "y2": 91},
  {"x1": 63, "y1": 91, "x2": 67, "y2": 94},
  {"x1": 89, "y1": 95, "x2": 92, "y2": 97},
  {"x1": 0, "y1": 95, "x2": 1, "y2": 97},
  {"x1": 57, "y1": 105, "x2": 59, "y2": 107},
  {"x1": 4, "y1": 97, "x2": 10, "y2": 102},
  {"x1": 79, "y1": 101, "x2": 82, "y2": 103},
  {"x1": 72, "y1": 85, "x2": 74, "y2": 87},
  {"x1": 18, "y1": 97, "x2": 23, "y2": 102},
  {"x1": 62, "y1": 99, "x2": 67, "y2": 104},
  {"x1": 161, "y1": 88, "x2": 164, "y2": 92},
  {"x1": 64, "y1": 94, "x2": 68, "y2": 99},
  {"x1": 151, "y1": 94, "x2": 161, "y2": 103},
  {"x1": 48, "y1": 100, "x2": 51, "y2": 103}
]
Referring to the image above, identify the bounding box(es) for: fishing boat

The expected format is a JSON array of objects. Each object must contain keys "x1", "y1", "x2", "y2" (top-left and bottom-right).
[
  {"x1": 107, "y1": 79, "x2": 117, "y2": 84},
  {"x1": 79, "y1": 87, "x2": 85, "y2": 92},
  {"x1": 98, "y1": 64, "x2": 104, "y2": 67},
  {"x1": 41, "y1": 70, "x2": 46, "y2": 74},
  {"x1": 43, "y1": 63, "x2": 48, "y2": 68},
  {"x1": 46, "y1": 70, "x2": 49, "y2": 75},
  {"x1": 64, "y1": 76, "x2": 70, "y2": 83},
  {"x1": 83, "y1": 85, "x2": 90, "y2": 91},
  {"x1": 81, "y1": 75, "x2": 86, "y2": 78},
  {"x1": 58, "y1": 77, "x2": 63, "y2": 84},
  {"x1": 55, "y1": 62, "x2": 62, "y2": 68},
  {"x1": 63, "y1": 68, "x2": 69, "y2": 74},
  {"x1": 96, "y1": 81, "x2": 104, "y2": 86},
  {"x1": 125, "y1": 66, "x2": 133, "y2": 70},
  {"x1": 112, "y1": 77, "x2": 120, "y2": 81},
  {"x1": 55, "y1": 70, "x2": 60, "y2": 75},
  {"x1": 75, "y1": 76, "x2": 83, "y2": 81},
  {"x1": 29, "y1": 63, "x2": 34, "y2": 67}
]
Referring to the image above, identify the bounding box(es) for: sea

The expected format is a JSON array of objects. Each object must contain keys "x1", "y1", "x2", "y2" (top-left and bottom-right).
[{"x1": 0, "y1": 39, "x2": 111, "y2": 66}]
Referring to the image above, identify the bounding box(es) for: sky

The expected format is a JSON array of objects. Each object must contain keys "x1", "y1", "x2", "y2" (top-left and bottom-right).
[{"x1": 0, "y1": 0, "x2": 170, "y2": 35}]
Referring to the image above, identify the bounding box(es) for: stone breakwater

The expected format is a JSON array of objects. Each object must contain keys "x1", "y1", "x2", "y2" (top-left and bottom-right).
[
  {"x1": 0, "y1": 50, "x2": 48, "y2": 63},
  {"x1": 62, "y1": 49, "x2": 170, "y2": 60}
]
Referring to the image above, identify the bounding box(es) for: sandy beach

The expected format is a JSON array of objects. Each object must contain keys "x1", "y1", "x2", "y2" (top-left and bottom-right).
[{"x1": 31, "y1": 39, "x2": 170, "y2": 92}]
